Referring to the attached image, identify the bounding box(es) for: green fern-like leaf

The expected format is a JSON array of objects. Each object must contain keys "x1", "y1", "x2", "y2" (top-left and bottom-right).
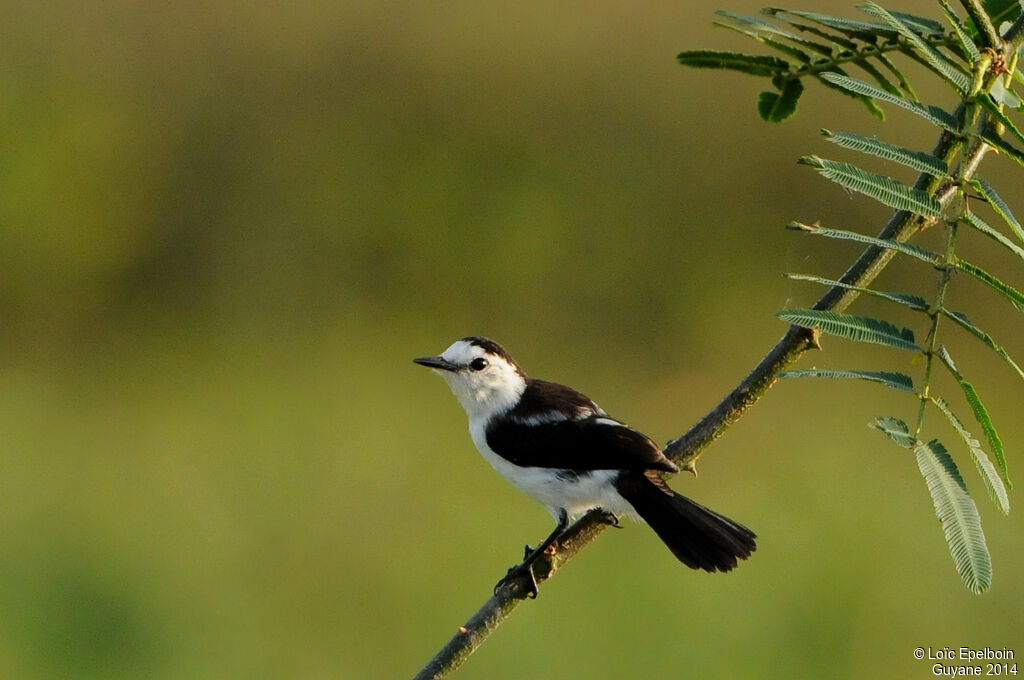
[
  {"x1": 914, "y1": 439, "x2": 992, "y2": 594},
  {"x1": 883, "y1": 9, "x2": 945, "y2": 34},
  {"x1": 942, "y1": 309, "x2": 1024, "y2": 381},
  {"x1": 860, "y1": 2, "x2": 970, "y2": 93},
  {"x1": 715, "y1": 10, "x2": 834, "y2": 57},
  {"x1": 977, "y1": 94, "x2": 1024, "y2": 147},
  {"x1": 980, "y1": 129, "x2": 1024, "y2": 169},
  {"x1": 937, "y1": 0, "x2": 981, "y2": 65},
  {"x1": 799, "y1": 156, "x2": 941, "y2": 215},
  {"x1": 821, "y1": 129, "x2": 950, "y2": 177},
  {"x1": 872, "y1": 415, "x2": 916, "y2": 447},
  {"x1": 759, "y1": 79, "x2": 804, "y2": 122},
  {"x1": 714, "y1": 18, "x2": 814, "y2": 64},
  {"x1": 788, "y1": 222, "x2": 943, "y2": 265},
  {"x1": 765, "y1": 8, "x2": 897, "y2": 40},
  {"x1": 776, "y1": 309, "x2": 920, "y2": 350},
  {"x1": 967, "y1": 178, "x2": 1024, "y2": 244},
  {"x1": 932, "y1": 397, "x2": 1010, "y2": 514},
  {"x1": 676, "y1": 50, "x2": 790, "y2": 76},
  {"x1": 815, "y1": 67, "x2": 888, "y2": 119},
  {"x1": 938, "y1": 348, "x2": 1010, "y2": 487},
  {"x1": 819, "y1": 72, "x2": 961, "y2": 130},
  {"x1": 953, "y1": 257, "x2": 1024, "y2": 313},
  {"x1": 962, "y1": 211, "x2": 1024, "y2": 262},
  {"x1": 766, "y1": 13, "x2": 860, "y2": 51},
  {"x1": 786, "y1": 272, "x2": 928, "y2": 309},
  {"x1": 780, "y1": 368, "x2": 915, "y2": 391}
]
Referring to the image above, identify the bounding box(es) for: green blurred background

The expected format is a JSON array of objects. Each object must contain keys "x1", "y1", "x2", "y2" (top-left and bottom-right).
[{"x1": 1, "y1": 1, "x2": 1021, "y2": 678}]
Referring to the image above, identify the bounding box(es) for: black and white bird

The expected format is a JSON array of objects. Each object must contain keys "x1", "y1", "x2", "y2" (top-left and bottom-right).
[{"x1": 414, "y1": 336, "x2": 756, "y2": 597}]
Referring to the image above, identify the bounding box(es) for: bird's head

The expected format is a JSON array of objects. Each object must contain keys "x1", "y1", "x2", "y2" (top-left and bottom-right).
[{"x1": 414, "y1": 337, "x2": 526, "y2": 420}]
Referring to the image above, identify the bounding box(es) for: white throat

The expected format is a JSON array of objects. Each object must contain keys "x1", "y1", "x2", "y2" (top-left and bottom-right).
[
  {"x1": 439, "y1": 367, "x2": 525, "y2": 422},
  {"x1": 434, "y1": 339, "x2": 527, "y2": 423}
]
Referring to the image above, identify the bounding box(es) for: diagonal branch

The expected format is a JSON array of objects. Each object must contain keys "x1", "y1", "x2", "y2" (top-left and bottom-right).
[
  {"x1": 410, "y1": 92, "x2": 996, "y2": 680},
  {"x1": 958, "y1": 0, "x2": 1001, "y2": 50},
  {"x1": 411, "y1": 512, "x2": 611, "y2": 680},
  {"x1": 668, "y1": 118, "x2": 974, "y2": 471}
]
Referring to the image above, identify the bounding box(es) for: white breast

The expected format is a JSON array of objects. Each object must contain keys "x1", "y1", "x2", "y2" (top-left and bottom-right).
[{"x1": 468, "y1": 418, "x2": 636, "y2": 520}]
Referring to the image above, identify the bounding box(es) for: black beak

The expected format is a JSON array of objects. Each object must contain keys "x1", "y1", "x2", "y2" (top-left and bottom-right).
[{"x1": 413, "y1": 355, "x2": 460, "y2": 372}]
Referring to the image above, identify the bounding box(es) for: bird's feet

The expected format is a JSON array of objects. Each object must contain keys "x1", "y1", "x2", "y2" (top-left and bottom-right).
[
  {"x1": 602, "y1": 512, "x2": 623, "y2": 528},
  {"x1": 494, "y1": 541, "x2": 560, "y2": 599},
  {"x1": 494, "y1": 561, "x2": 540, "y2": 599}
]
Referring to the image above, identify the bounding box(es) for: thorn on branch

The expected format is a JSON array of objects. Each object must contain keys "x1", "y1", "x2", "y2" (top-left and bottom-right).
[{"x1": 808, "y1": 326, "x2": 823, "y2": 350}]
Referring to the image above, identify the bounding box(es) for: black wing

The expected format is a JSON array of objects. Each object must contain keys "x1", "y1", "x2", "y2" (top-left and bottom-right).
[
  {"x1": 486, "y1": 416, "x2": 677, "y2": 472},
  {"x1": 509, "y1": 379, "x2": 603, "y2": 419}
]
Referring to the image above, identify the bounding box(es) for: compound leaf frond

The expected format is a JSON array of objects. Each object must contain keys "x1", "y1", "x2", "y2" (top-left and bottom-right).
[
  {"x1": 937, "y1": 348, "x2": 1010, "y2": 487},
  {"x1": 819, "y1": 72, "x2": 962, "y2": 130},
  {"x1": 777, "y1": 308, "x2": 920, "y2": 350},
  {"x1": 781, "y1": 368, "x2": 916, "y2": 391},
  {"x1": 967, "y1": 178, "x2": 1024, "y2": 244},
  {"x1": 860, "y1": 1, "x2": 970, "y2": 93},
  {"x1": 932, "y1": 397, "x2": 1010, "y2": 514},
  {"x1": 821, "y1": 129, "x2": 950, "y2": 177},
  {"x1": 962, "y1": 211, "x2": 1024, "y2": 262},
  {"x1": 786, "y1": 272, "x2": 928, "y2": 309},
  {"x1": 788, "y1": 222, "x2": 943, "y2": 265},
  {"x1": 942, "y1": 309, "x2": 1024, "y2": 382},
  {"x1": 799, "y1": 155, "x2": 942, "y2": 215},
  {"x1": 872, "y1": 415, "x2": 916, "y2": 447},
  {"x1": 676, "y1": 50, "x2": 791, "y2": 76},
  {"x1": 953, "y1": 257, "x2": 1024, "y2": 313},
  {"x1": 914, "y1": 439, "x2": 992, "y2": 594}
]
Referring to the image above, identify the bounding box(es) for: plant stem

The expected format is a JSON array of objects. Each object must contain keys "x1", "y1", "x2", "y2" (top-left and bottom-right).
[
  {"x1": 912, "y1": 84, "x2": 994, "y2": 437},
  {"x1": 915, "y1": 221, "x2": 958, "y2": 438}
]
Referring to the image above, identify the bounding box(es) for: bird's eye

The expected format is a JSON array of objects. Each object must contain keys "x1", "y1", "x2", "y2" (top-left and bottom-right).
[{"x1": 469, "y1": 357, "x2": 488, "y2": 371}]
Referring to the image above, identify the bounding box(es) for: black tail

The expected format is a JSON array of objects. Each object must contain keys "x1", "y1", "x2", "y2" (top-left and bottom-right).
[{"x1": 614, "y1": 472, "x2": 756, "y2": 572}]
